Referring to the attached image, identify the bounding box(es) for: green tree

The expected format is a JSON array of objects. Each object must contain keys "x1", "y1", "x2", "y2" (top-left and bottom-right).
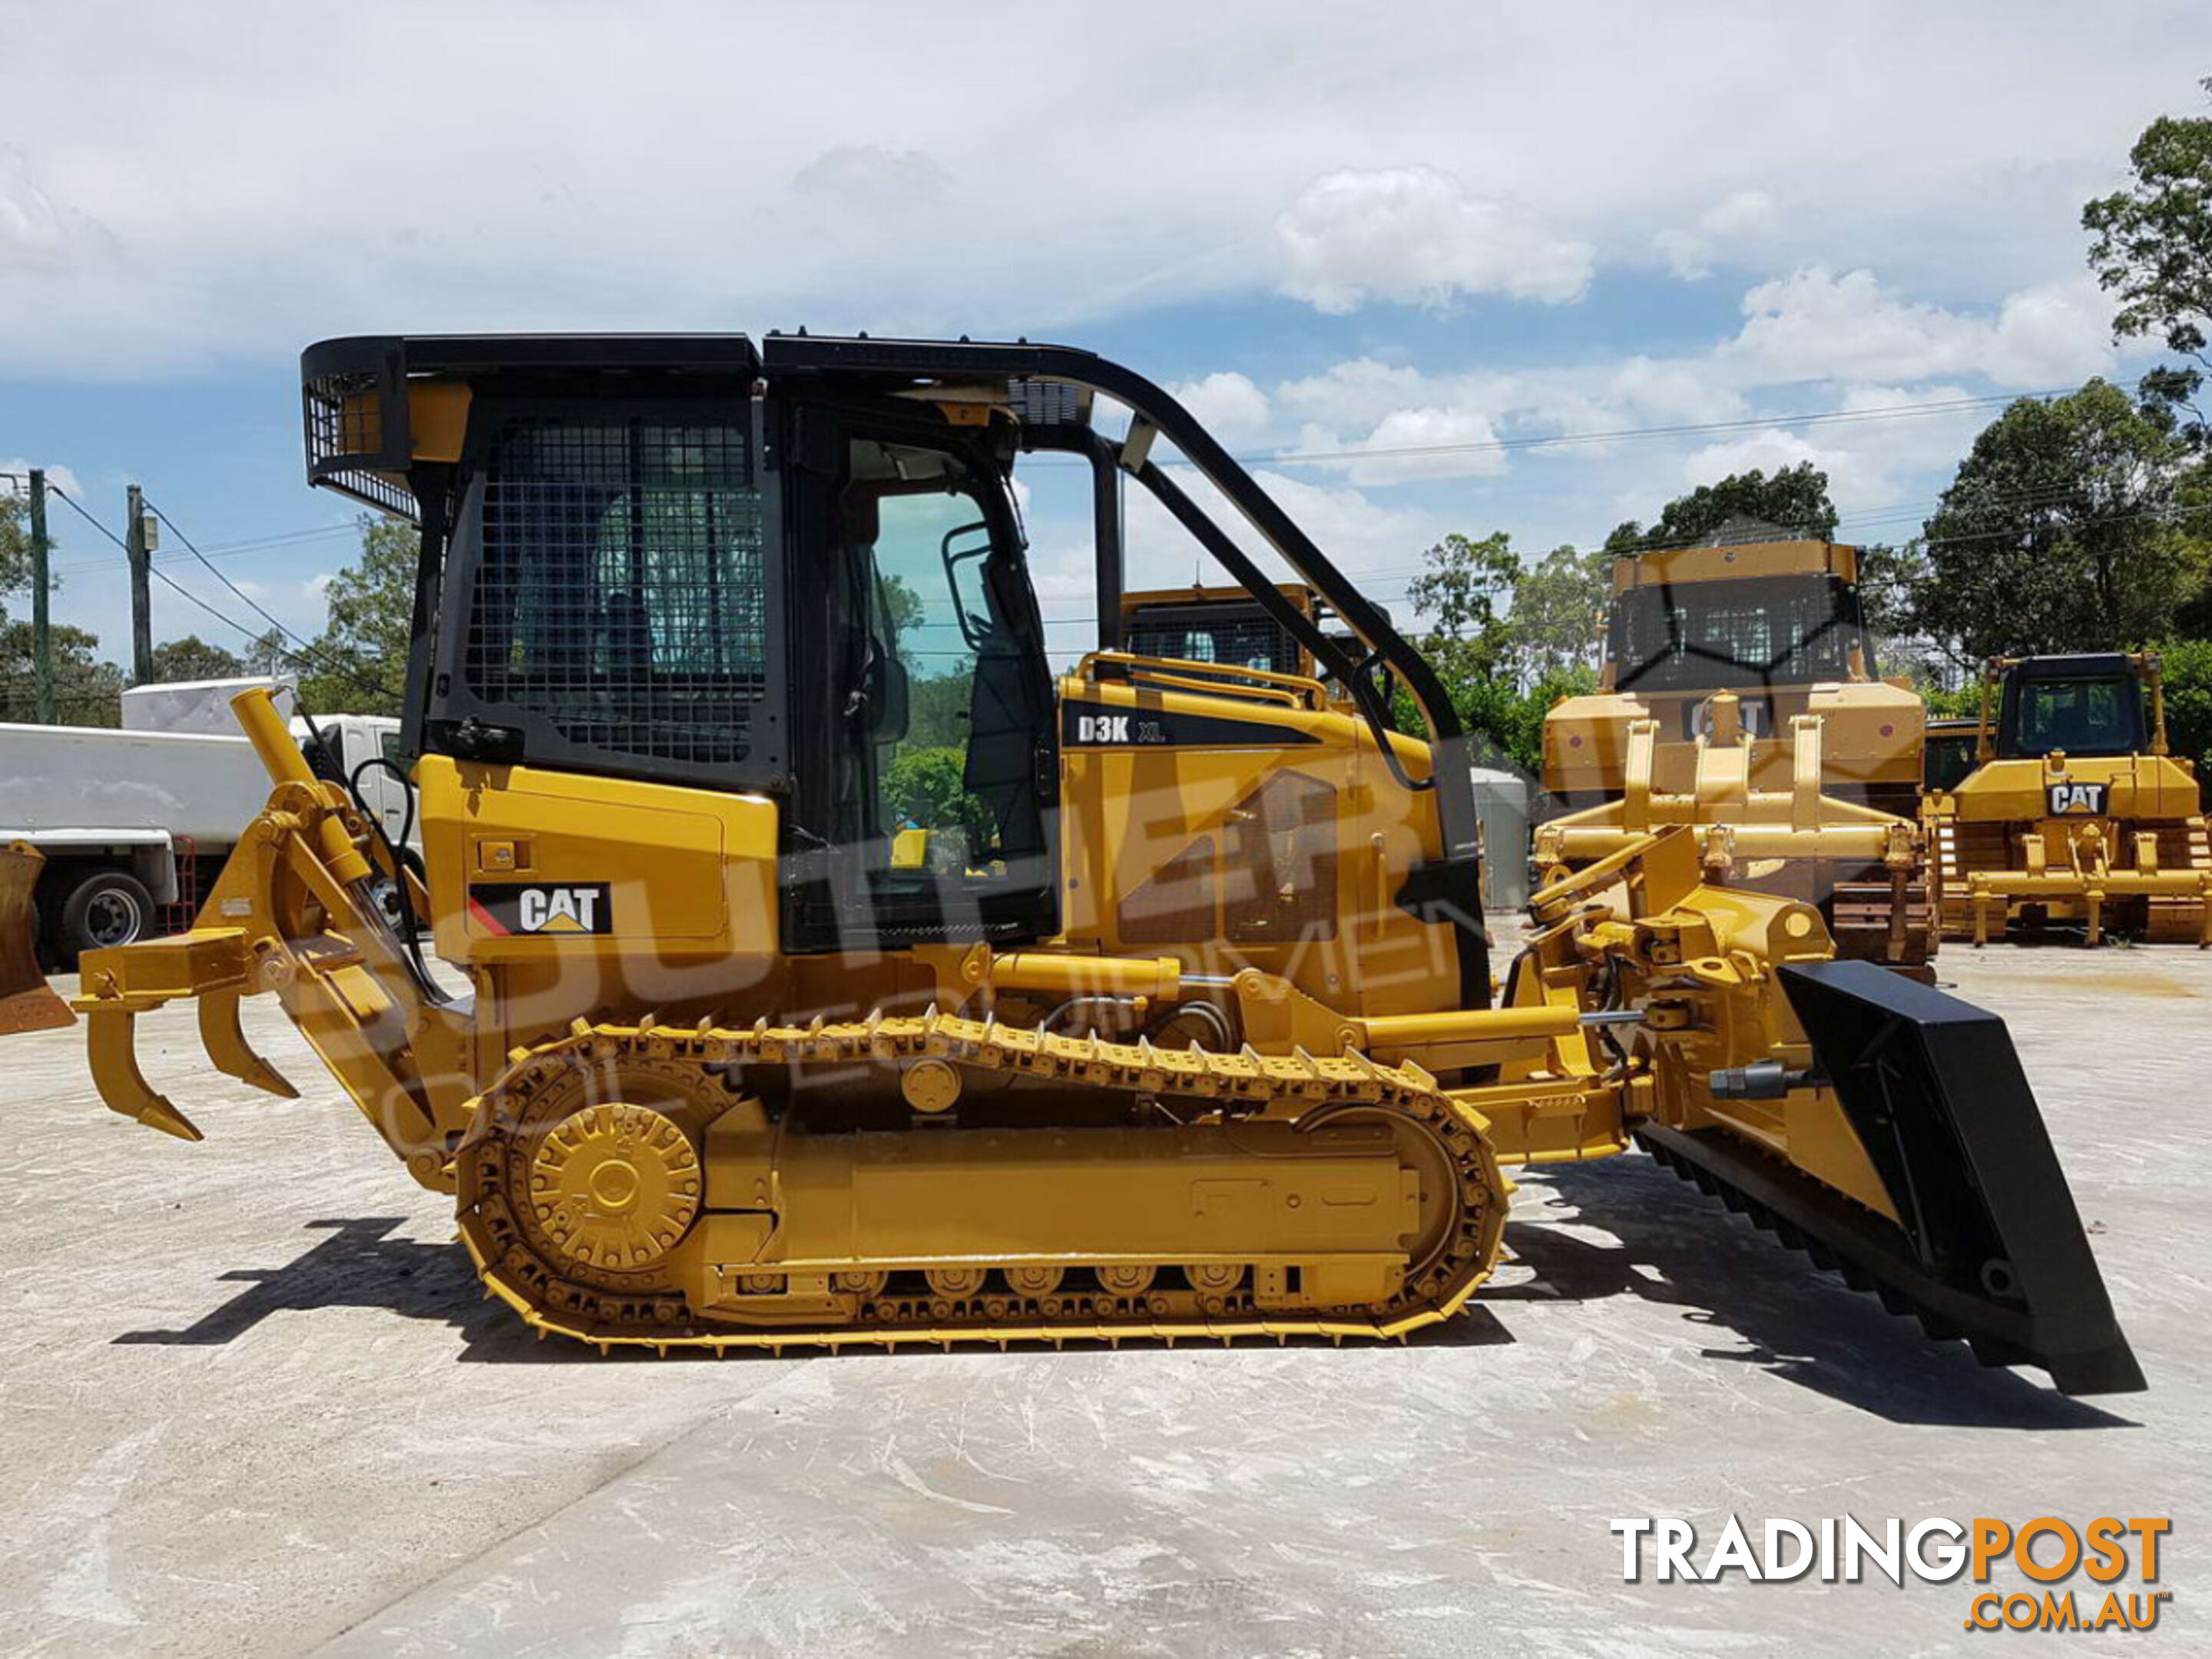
[
  {"x1": 1913, "y1": 379, "x2": 2208, "y2": 664},
  {"x1": 241, "y1": 629, "x2": 291, "y2": 675},
  {"x1": 1505, "y1": 542, "x2": 1609, "y2": 683},
  {"x1": 1852, "y1": 540, "x2": 1922, "y2": 643},
  {"x1": 1400, "y1": 531, "x2": 1601, "y2": 774},
  {"x1": 2158, "y1": 637, "x2": 2212, "y2": 793},
  {"x1": 2176, "y1": 457, "x2": 2212, "y2": 635},
  {"x1": 299, "y1": 516, "x2": 417, "y2": 715},
  {"x1": 2084, "y1": 77, "x2": 2212, "y2": 439},
  {"x1": 0, "y1": 620, "x2": 124, "y2": 726},
  {"x1": 903, "y1": 669, "x2": 972, "y2": 750},
  {"x1": 1406, "y1": 531, "x2": 1520, "y2": 688},
  {"x1": 144, "y1": 633, "x2": 246, "y2": 684},
  {"x1": 0, "y1": 491, "x2": 32, "y2": 607},
  {"x1": 879, "y1": 745, "x2": 995, "y2": 852},
  {"x1": 1604, "y1": 462, "x2": 1839, "y2": 553},
  {"x1": 881, "y1": 574, "x2": 926, "y2": 643}
]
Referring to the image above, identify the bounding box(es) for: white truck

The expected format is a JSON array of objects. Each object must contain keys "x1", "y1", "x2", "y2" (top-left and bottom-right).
[{"x1": 0, "y1": 677, "x2": 416, "y2": 965}]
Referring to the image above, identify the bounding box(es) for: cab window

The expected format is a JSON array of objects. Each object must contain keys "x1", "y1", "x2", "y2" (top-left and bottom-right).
[{"x1": 2005, "y1": 677, "x2": 2142, "y2": 757}]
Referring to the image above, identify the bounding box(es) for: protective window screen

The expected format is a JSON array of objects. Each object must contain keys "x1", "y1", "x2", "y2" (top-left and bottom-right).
[
  {"x1": 467, "y1": 417, "x2": 767, "y2": 767},
  {"x1": 1609, "y1": 575, "x2": 1863, "y2": 693},
  {"x1": 1126, "y1": 610, "x2": 1303, "y2": 676}
]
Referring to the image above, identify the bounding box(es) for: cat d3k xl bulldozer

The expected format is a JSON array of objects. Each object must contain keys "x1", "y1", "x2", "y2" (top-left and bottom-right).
[
  {"x1": 61, "y1": 333, "x2": 2140, "y2": 1393},
  {"x1": 1929, "y1": 652, "x2": 2210, "y2": 946}
]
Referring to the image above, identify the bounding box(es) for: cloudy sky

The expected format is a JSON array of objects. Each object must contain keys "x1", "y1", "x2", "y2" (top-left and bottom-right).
[{"x1": 2, "y1": 0, "x2": 2202, "y2": 674}]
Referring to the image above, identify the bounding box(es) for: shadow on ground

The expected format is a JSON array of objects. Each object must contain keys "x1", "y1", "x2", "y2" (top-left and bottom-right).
[
  {"x1": 110, "y1": 1161, "x2": 2141, "y2": 1426},
  {"x1": 113, "y1": 1219, "x2": 559, "y2": 1359},
  {"x1": 1501, "y1": 1155, "x2": 2137, "y2": 1431},
  {"x1": 113, "y1": 1217, "x2": 1518, "y2": 1366}
]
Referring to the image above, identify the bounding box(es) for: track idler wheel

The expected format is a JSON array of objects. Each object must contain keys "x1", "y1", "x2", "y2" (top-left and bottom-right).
[{"x1": 526, "y1": 1102, "x2": 702, "y2": 1275}]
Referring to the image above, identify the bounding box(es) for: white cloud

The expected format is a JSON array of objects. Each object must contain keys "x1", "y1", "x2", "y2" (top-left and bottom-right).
[
  {"x1": 1168, "y1": 371, "x2": 1273, "y2": 441},
  {"x1": 1606, "y1": 356, "x2": 1749, "y2": 426},
  {"x1": 790, "y1": 145, "x2": 953, "y2": 210},
  {"x1": 1725, "y1": 267, "x2": 2114, "y2": 388},
  {"x1": 0, "y1": 459, "x2": 86, "y2": 501},
  {"x1": 1296, "y1": 407, "x2": 1508, "y2": 485},
  {"x1": 1703, "y1": 189, "x2": 1782, "y2": 239},
  {"x1": 1263, "y1": 351, "x2": 1747, "y2": 481},
  {"x1": 1277, "y1": 359, "x2": 1435, "y2": 430},
  {"x1": 0, "y1": 5, "x2": 2191, "y2": 375},
  {"x1": 1985, "y1": 279, "x2": 2124, "y2": 386},
  {"x1": 1273, "y1": 165, "x2": 1594, "y2": 313},
  {"x1": 1682, "y1": 381, "x2": 1990, "y2": 504},
  {"x1": 1243, "y1": 469, "x2": 1442, "y2": 581},
  {"x1": 1654, "y1": 188, "x2": 1782, "y2": 279},
  {"x1": 1118, "y1": 460, "x2": 1439, "y2": 593},
  {"x1": 1681, "y1": 429, "x2": 1826, "y2": 489}
]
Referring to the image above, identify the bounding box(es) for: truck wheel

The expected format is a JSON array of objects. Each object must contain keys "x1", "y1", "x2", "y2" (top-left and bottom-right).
[{"x1": 55, "y1": 869, "x2": 155, "y2": 969}]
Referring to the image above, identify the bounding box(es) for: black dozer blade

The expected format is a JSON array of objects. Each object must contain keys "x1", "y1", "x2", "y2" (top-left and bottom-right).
[{"x1": 1637, "y1": 960, "x2": 2144, "y2": 1396}]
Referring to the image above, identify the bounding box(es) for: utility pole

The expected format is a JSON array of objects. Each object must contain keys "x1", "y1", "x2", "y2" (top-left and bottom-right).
[
  {"x1": 125, "y1": 482, "x2": 153, "y2": 684},
  {"x1": 28, "y1": 470, "x2": 54, "y2": 724}
]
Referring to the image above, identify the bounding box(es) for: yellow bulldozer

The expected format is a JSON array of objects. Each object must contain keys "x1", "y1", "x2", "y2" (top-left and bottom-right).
[
  {"x1": 1929, "y1": 652, "x2": 2210, "y2": 946},
  {"x1": 56, "y1": 333, "x2": 2138, "y2": 1392},
  {"x1": 1537, "y1": 531, "x2": 1934, "y2": 968}
]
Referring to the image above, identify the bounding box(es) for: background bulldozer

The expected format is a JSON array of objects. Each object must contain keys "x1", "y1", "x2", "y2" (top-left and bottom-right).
[
  {"x1": 1120, "y1": 582, "x2": 1334, "y2": 681},
  {"x1": 1929, "y1": 652, "x2": 2210, "y2": 945},
  {"x1": 53, "y1": 333, "x2": 2138, "y2": 1392},
  {"x1": 1538, "y1": 528, "x2": 1934, "y2": 968}
]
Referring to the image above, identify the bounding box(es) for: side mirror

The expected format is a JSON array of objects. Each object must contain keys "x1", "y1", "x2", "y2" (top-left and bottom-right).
[{"x1": 869, "y1": 652, "x2": 910, "y2": 745}]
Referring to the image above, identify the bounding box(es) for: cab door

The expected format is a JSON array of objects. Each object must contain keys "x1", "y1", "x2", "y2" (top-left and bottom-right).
[{"x1": 777, "y1": 402, "x2": 1058, "y2": 952}]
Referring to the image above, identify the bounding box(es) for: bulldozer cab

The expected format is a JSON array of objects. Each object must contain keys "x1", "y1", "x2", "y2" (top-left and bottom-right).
[
  {"x1": 1989, "y1": 654, "x2": 2153, "y2": 760},
  {"x1": 389, "y1": 352, "x2": 1060, "y2": 952},
  {"x1": 1118, "y1": 583, "x2": 1392, "y2": 708},
  {"x1": 301, "y1": 333, "x2": 1487, "y2": 972},
  {"x1": 1605, "y1": 545, "x2": 1877, "y2": 730},
  {"x1": 1923, "y1": 717, "x2": 1982, "y2": 791}
]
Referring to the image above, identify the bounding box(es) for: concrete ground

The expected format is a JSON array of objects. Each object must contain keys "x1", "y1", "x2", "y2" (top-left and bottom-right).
[{"x1": 2, "y1": 933, "x2": 2205, "y2": 1657}]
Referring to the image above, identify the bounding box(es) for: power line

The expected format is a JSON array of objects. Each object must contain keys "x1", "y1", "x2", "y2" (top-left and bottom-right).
[
  {"x1": 43, "y1": 485, "x2": 402, "y2": 707},
  {"x1": 142, "y1": 495, "x2": 404, "y2": 707},
  {"x1": 1015, "y1": 380, "x2": 2134, "y2": 475},
  {"x1": 1243, "y1": 386, "x2": 2082, "y2": 469},
  {"x1": 144, "y1": 497, "x2": 323, "y2": 659},
  {"x1": 49, "y1": 520, "x2": 358, "y2": 575}
]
